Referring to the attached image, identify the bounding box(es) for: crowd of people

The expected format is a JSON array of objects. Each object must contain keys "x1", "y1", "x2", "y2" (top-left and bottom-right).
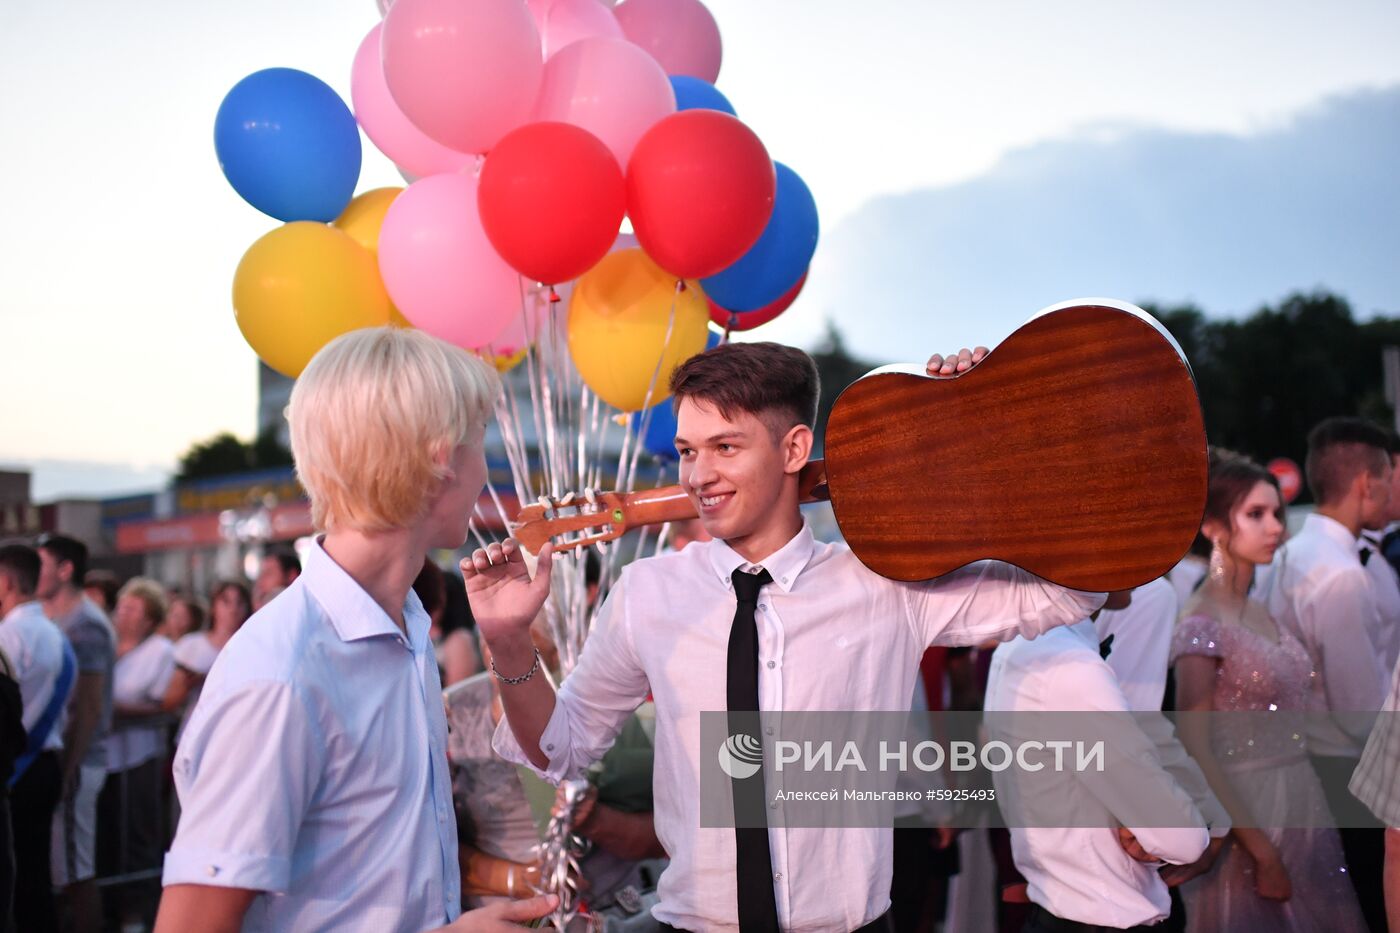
[{"x1": 4, "y1": 325, "x2": 1400, "y2": 932}]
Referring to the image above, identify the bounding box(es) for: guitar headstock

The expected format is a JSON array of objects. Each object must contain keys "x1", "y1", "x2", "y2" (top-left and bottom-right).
[{"x1": 510, "y1": 490, "x2": 632, "y2": 554}]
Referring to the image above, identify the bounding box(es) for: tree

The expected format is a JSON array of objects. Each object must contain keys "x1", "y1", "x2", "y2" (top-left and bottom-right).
[
  {"x1": 176, "y1": 427, "x2": 294, "y2": 482},
  {"x1": 807, "y1": 321, "x2": 878, "y2": 455}
]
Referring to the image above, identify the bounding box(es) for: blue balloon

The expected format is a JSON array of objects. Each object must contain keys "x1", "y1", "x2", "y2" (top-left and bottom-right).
[
  {"x1": 635, "y1": 331, "x2": 721, "y2": 459},
  {"x1": 215, "y1": 68, "x2": 362, "y2": 223},
  {"x1": 668, "y1": 75, "x2": 736, "y2": 116},
  {"x1": 701, "y1": 162, "x2": 819, "y2": 312}
]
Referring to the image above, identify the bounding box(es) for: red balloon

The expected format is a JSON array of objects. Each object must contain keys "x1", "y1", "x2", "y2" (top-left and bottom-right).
[
  {"x1": 479, "y1": 121, "x2": 626, "y2": 284},
  {"x1": 707, "y1": 270, "x2": 806, "y2": 332},
  {"x1": 626, "y1": 110, "x2": 774, "y2": 279}
]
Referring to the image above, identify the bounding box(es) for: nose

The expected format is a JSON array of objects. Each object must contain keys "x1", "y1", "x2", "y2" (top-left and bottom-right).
[{"x1": 685, "y1": 450, "x2": 720, "y2": 490}]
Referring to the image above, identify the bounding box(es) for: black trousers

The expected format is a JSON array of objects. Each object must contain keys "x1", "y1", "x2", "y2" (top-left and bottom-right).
[
  {"x1": 1310, "y1": 755, "x2": 1388, "y2": 932},
  {"x1": 660, "y1": 909, "x2": 893, "y2": 932},
  {"x1": 1022, "y1": 903, "x2": 1165, "y2": 933},
  {"x1": 9, "y1": 750, "x2": 59, "y2": 933}
]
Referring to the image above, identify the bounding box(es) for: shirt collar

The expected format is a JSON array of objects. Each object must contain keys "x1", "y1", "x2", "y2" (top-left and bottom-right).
[
  {"x1": 705, "y1": 519, "x2": 815, "y2": 594},
  {"x1": 1, "y1": 600, "x2": 46, "y2": 626},
  {"x1": 1304, "y1": 511, "x2": 1361, "y2": 550},
  {"x1": 302, "y1": 537, "x2": 430, "y2": 650}
]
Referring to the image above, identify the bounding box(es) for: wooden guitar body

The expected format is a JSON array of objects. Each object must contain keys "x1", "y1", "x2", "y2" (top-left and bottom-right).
[{"x1": 822, "y1": 299, "x2": 1207, "y2": 591}]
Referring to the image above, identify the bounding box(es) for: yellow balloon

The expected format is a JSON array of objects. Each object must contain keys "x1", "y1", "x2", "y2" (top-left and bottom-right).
[
  {"x1": 232, "y1": 222, "x2": 392, "y2": 378},
  {"x1": 333, "y1": 187, "x2": 412, "y2": 328},
  {"x1": 567, "y1": 249, "x2": 710, "y2": 412}
]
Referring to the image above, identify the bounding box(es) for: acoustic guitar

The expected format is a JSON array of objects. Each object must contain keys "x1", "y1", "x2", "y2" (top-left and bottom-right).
[{"x1": 512, "y1": 299, "x2": 1207, "y2": 591}]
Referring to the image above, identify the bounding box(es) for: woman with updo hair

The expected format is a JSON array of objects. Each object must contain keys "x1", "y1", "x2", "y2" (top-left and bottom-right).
[{"x1": 1169, "y1": 449, "x2": 1364, "y2": 931}]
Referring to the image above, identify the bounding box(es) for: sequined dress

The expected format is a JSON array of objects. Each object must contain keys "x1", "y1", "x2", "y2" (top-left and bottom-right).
[{"x1": 1170, "y1": 610, "x2": 1365, "y2": 932}]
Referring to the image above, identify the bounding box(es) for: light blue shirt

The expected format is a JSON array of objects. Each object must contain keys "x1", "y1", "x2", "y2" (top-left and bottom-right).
[{"x1": 162, "y1": 540, "x2": 460, "y2": 932}]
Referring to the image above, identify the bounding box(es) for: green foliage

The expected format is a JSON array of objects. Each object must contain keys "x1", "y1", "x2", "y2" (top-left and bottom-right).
[
  {"x1": 176, "y1": 427, "x2": 293, "y2": 482},
  {"x1": 1147, "y1": 290, "x2": 1396, "y2": 501}
]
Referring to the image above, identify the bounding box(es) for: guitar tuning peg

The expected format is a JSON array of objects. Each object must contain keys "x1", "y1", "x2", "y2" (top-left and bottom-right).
[
  {"x1": 558, "y1": 491, "x2": 576, "y2": 506},
  {"x1": 584, "y1": 488, "x2": 598, "y2": 506}
]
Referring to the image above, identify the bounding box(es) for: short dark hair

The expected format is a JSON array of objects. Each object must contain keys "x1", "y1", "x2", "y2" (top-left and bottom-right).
[
  {"x1": 82, "y1": 569, "x2": 121, "y2": 612},
  {"x1": 0, "y1": 545, "x2": 41, "y2": 596},
  {"x1": 668, "y1": 342, "x2": 819, "y2": 439},
  {"x1": 35, "y1": 533, "x2": 88, "y2": 586},
  {"x1": 1305, "y1": 417, "x2": 1392, "y2": 505},
  {"x1": 1192, "y1": 448, "x2": 1284, "y2": 557},
  {"x1": 264, "y1": 548, "x2": 301, "y2": 578}
]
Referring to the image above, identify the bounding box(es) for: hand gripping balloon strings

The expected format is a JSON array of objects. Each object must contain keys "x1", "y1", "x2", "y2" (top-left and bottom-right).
[{"x1": 532, "y1": 778, "x2": 601, "y2": 932}]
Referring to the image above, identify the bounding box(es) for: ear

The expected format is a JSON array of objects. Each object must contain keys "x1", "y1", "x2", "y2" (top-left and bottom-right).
[
  {"x1": 782, "y1": 424, "x2": 814, "y2": 474},
  {"x1": 1200, "y1": 517, "x2": 1226, "y2": 545}
]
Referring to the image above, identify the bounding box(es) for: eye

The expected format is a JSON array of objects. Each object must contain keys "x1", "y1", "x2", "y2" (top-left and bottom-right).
[
  {"x1": 718, "y1": 443, "x2": 733, "y2": 452},
  {"x1": 677, "y1": 447, "x2": 694, "y2": 458}
]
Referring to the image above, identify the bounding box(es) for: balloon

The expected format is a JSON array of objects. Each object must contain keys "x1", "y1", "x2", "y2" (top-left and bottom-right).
[
  {"x1": 568, "y1": 249, "x2": 710, "y2": 411},
  {"x1": 700, "y1": 163, "x2": 818, "y2": 311},
  {"x1": 232, "y1": 223, "x2": 391, "y2": 377},
  {"x1": 633, "y1": 328, "x2": 720, "y2": 458},
  {"x1": 479, "y1": 122, "x2": 626, "y2": 284},
  {"x1": 382, "y1": 0, "x2": 543, "y2": 154},
  {"x1": 378, "y1": 173, "x2": 523, "y2": 349},
  {"x1": 527, "y1": 0, "x2": 622, "y2": 58},
  {"x1": 614, "y1": 0, "x2": 722, "y2": 82},
  {"x1": 333, "y1": 187, "x2": 413, "y2": 327},
  {"x1": 214, "y1": 69, "x2": 361, "y2": 223},
  {"x1": 707, "y1": 270, "x2": 806, "y2": 332},
  {"x1": 486, "y1": 298, "x2": 552, "y2": 357},
  {"x1": 351, "y1": 24, "x2": 477, "y2": 180},
  {"x1": 627, "y1": 110, "x2": 774, "y2": 279},
  {"x1": 668, "y1": 75, "x2": 734, "y2": 115},
  {"x1": 533, "y1": 37, "x2": 675, "y2": 169}
]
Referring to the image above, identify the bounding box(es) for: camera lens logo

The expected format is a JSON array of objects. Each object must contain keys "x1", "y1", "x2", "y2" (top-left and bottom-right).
[{"x1": 718, "y1": 733, "x2": 763, "y2": 779}]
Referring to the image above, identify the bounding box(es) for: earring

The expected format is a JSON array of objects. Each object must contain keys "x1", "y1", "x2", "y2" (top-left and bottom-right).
[{"x1": 1209, "y1": 538, "x2": 1226, "y2": 582}]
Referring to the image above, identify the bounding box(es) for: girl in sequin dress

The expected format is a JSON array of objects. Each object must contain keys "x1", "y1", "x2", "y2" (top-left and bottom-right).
[{"x1": 1170, "y1": 451, "x2": 1365, "y2": 932}]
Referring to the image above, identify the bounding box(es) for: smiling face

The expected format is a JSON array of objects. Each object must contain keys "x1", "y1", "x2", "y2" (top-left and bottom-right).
[{"x1": 674, "y1": 397, "x2": 811, "y2": 547}]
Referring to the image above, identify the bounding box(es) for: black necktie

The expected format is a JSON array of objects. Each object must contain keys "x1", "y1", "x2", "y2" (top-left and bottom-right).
[
  {"x1": 727, "y1": 567, "x2": 779, "y2": 932},
  {"x1": 1361, "y1": 546, "x2": 1373, "y2": 567}
]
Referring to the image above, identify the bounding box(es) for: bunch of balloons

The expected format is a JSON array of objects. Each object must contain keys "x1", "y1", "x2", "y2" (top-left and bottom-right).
[{"x1": 215, "y1": 0, "x2": 819, "y2": 418}]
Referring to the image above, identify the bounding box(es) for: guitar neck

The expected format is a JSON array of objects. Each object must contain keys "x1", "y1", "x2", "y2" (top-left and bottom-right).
[{"x1": 619, "y1": 459, "x2": 830, "y2": 527}]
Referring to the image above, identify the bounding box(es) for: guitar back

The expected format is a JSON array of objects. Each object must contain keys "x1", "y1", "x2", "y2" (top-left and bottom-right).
[{"x1": 823, "y1": 301, "x2": 1207, "y2": 591}]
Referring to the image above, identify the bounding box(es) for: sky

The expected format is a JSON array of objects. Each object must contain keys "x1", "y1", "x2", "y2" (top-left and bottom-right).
[{"x1": 2, "y1": 0, "x2": 1399, "y2": 498}]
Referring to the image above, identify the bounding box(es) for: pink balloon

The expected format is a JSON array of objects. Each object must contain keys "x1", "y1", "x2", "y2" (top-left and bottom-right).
[
  {"x1": 378, "y1": 173, "x2": 524, "y2": 349},
  {"x1": 533, "y1": 37, "x2": 675, "y2": 169},
  {"x1": 614, "y1": 0, "x2": 721, "y2": 82},
  {"x1": 382, "y1": 0, "x2": 543, "y2": 155},
  {"x1": 487, "y1": 296, "x2": 555, "y2": 356},
  {"x1": 527, "y1": 0, "x2": 623, "y2": 59},
  {"x1": 351, "y1": 24, "x2": 476, "y2": 179}
]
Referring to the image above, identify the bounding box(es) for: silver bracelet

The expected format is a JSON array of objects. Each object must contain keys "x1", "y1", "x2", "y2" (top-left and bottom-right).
[{"x1": 491, "y1": 648, "x2": 541, "y2": 686}]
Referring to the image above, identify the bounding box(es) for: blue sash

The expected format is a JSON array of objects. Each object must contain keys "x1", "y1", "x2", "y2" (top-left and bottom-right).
[{"x1": 9, "y1": 639, "x2": 77, "y2": 788}]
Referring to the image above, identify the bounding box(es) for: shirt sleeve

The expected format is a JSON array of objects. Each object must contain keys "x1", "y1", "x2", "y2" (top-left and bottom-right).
[
  {"x1": 162, "y1": 679, "x2": 326, "y2": 893},
  {"x1": 67, "y1": 618, "x2": 113, "y2": 674},
  {"x1": 1051, "y1": 658, "x2": 1209, "y2": 865},
  {"x1": 1298, "y1": 567, "x2": 1388, "y2": 741},
  {"x1": 1137, "y1": 710, "x2": 1232, "y2": 838},
  {"x1": 493, "y1": 568, "x2": 651, "y2": 783},
  {"x1": 900, "y1": 561, "x2": 1106, "y2": 648}
]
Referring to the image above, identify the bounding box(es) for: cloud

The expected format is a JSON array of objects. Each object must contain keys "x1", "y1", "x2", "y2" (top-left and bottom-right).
[{"x1": 784, "y1": 85, "x2": 1400, "y2": 361}]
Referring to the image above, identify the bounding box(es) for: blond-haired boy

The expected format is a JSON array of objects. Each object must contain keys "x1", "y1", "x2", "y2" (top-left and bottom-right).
[{"x1": 155, "y1": 328, "x2": 555, "y2": 933}]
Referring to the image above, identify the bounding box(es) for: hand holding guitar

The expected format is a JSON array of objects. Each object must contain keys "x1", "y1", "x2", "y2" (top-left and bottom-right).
[{"x1": 925, "y1": 346, "x2": 989, "y2": 378}]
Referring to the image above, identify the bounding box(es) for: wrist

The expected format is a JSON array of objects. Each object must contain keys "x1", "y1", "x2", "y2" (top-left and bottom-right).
[{"x1": 486, "y1": 633, "x2": 537, "y2": 669}]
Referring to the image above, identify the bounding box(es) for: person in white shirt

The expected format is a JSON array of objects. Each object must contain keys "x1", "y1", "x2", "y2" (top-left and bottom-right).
[
  {"x1": 100, "y1": 577, "x2": 176, "y2": 928},
  {"x1": 1257, "y1": 417, "x2": 1393, "y2": 931},
  {"x1": 986, "y1": 595, "x2": 1210, "y2": 931},
  {"x1": 468, "y1": 341, "x2": 1107, "y2": 933},
  {"x1": 154, "y1": 328, "x2": 556, "y2": 933},
  {"x1": 0, "y1": 543, "x2": 72, "y2": 932},
  {"x1": 1360, "y1": 438, "x2": 1400, "y2": 677},
  {"x1": 1093, "y1": 576, "x2": 1179, "y2": 712}
]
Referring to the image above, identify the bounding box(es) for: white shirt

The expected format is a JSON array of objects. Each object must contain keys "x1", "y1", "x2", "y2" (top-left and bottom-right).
[
  {"x1": 163, "y1": 539, "x2": 460, "y2": 932},
  {"x1": 170, "y1": 631, "x2": 221, "y2": 744},
  {"x1": 494, "y1": 520, "x2": 1104, "y2": 932},
  {"x1": 1093, "y1": 577, "x2": 1178, "y2": 712},
  {"x1": 1166, "y1": 556, "x2": 1207, "y2": 609},
  {"x1": 0, "y1": 601, "x2": 67, "y2": 752},
  {"x1": 1258, "y1": 512, "x2": 1388, "y2": 757},
  {"x1": 985, "y1": 622, "x2": 1209, "y2": 928},
  {"x1": 108, "y1": 634, "x2": 175, "y2": 772},
  {"x1": 1360, "y1": 530, "x2": 1400, "y2": 675}
]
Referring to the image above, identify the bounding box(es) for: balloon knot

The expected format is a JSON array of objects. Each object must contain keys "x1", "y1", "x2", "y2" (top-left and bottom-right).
[{"x1": 548, "y1": 287, "x2": 561, "y2": 304}]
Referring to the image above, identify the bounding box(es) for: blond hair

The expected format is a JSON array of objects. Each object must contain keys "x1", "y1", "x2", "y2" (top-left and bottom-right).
[
  {"x1": 289, "y1": 327, "x2": 500, "y2": 532},
  {"x1": 117, "y1": 577, "x2": 168, "y2": 627}
]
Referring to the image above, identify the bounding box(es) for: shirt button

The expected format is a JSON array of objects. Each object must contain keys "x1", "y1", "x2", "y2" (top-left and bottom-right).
[
  {"x1": 206, "y1": 865, "x2": 219, "y2": 878},
  {"x1": 774, "y1": 872, "x2": 783, "y2": 881},
  {"x1": 766, "y1": 660, "x2": 776, "y2": 669},
  {"x1": 758, "y1": 604, "x2": 767, "y2": 612},
  {"x1": 765, "y1": 727, "x2": 774, "y2": 736},
  {"x1": 545, "y1": 743, "x2": 555, "y2": 752}
]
